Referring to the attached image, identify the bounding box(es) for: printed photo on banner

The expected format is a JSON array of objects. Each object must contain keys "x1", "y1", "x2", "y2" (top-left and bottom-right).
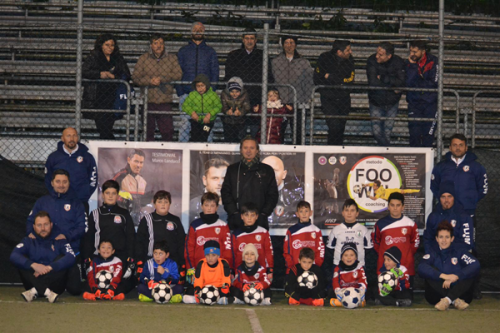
[
  {"x1": 314, "y1": 152, "x2": 427, "y2": 229},
  {"x1": 98, "y1": 147, "x2": 183, "y2": 227}
]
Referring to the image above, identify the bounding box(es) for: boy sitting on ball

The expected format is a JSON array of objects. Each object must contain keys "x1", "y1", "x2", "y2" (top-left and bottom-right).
[
  {"x1": 285, "y1": 247, "x2": 326, "y2": 306},
  {"x1": 183, "y1": 240, "x2": 231, "y2": 305},
  {"x1": 328, "y1": 243, "x2": 367, "y2": 308},
  {"x1": 83, "y1": 239, "x2": 125, "y2": 301},
  {"x1": 138, "y1": 241, "x2": 183, "y2": 303},
  {"x1": 232, "y1": 243, "x2": 272, "y2": 305},
  {"x1": 375, "y1": 246, "x2": 412, "y2": 307}
]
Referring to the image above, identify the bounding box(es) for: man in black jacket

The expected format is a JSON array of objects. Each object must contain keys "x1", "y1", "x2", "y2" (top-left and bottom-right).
[
  {"x1": 221, "y1": 137, "x2": 279, "y2": 230},
  {"x1": 313, "y1": 40, "x2": 355, "y2": 145},
  {"x1": 366, "y1": 42, "x2": 405, "y2": 146}
]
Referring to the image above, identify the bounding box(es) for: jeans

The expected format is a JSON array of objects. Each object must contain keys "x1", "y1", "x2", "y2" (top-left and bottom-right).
[{"x1": 369, "y1": 102, "x2": 399, "y2": 146}]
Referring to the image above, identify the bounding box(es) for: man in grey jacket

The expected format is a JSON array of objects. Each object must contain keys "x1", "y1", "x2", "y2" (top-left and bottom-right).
[{"x1": 271, "y1": 35, "x2": 314, "y2": 144}]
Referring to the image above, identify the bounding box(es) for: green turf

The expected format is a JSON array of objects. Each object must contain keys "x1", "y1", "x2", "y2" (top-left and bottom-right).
[{"x1": 1, "y1": 286, "x2": 499, "y2": 333}]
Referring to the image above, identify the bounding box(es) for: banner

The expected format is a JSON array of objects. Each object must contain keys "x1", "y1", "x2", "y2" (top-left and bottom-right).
[{"x1": 88, "y1": 142, "x2": 433, "y2": 235}]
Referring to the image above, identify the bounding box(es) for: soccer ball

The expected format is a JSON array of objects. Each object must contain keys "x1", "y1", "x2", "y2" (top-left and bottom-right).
[
  {"x1": 95, "y1": 270, "x2": 113, "y2": 289},
  {"x1": 200, "y1": 285, "x2": 220, "y2": 305},
  {"x1": 342, "y1": 287, "x2": 362, "y2": 309},
  {"x1": 152, "y1": 283, "x2": 172, "y2": 304},
  {"x1": 353, "y1": 184, "x2": 362, "y2": 194},
  {"x1": 378, "y1": 271, "x2": 397, "y2": 292},
  {"x1": 244, "y1": 287, "x2": 264, "y2": 306},
  {"x1": 297, "y1": 271, "x2": 318, "y2": 289}
]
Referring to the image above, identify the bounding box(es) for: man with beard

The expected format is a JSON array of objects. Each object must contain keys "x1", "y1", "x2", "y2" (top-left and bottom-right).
[
  {"x1": 11, "y1": 211, "x2": 76, "y2": 303},
  {"x1": 45, "y1": 127, "x2": 97, "y2": 214},
  {"x1": 176, "y1": 22, "x2": 219, "y2": 142},
  {"x1": 405, "y1": 40, "x2": 438, "y2": 147},
  {"x1": 190, "y1": 157, "x2": 229, "y2": 222}
]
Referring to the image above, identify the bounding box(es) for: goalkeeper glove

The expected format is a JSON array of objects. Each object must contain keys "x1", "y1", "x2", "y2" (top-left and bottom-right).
[
  {"x1": 254, "y1": 283, "x2": 264, "y2": 291},
  {"x1": 242, "y1": 284, "x2": 251, "y2": 292},
  {"x1": 221, "y1": 284, "x2": 230, "y2": 295},
  {"x1": 194, "y1": 287, "x2": 201, "y2": 304},
  {"x1": 83, "y1": 258, "x2": 92, "y2": 275},
  {"x1": 186, "y1": 268, "x2": 195, "y2": 285},
  {"x1": 101, "y1": 289, "x2": 115, "y2": 300},
  {"x1": 380, "y1": 283, "x2": 393, "y2": 297},
  {"x1": 123, "y1": 258, "x2": 135, "y2": 279},
  {"x1": 94, "y1": 289, "x2": 103, "y2": 300},
  {"x1": 148, "y1": 280, "x2": 159, "y2": 290},
  {"x1": 390, "y1": 268, "x2": 404, "y2": 279}
]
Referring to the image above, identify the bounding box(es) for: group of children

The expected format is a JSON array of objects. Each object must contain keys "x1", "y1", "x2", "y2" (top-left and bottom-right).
[
  {"x1": 183, "y1": 74, "x2": 292, "y2": 144},
  {"x1": 84, "y1": 186, "x2": 418, "y2": 308}
]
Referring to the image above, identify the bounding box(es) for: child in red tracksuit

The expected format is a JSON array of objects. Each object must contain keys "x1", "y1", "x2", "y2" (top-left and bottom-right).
[
  {"x1": 328, "y1": 242, "x2": 367, "y2": 308},
  {"x1": 376, "y1": 246, "x2": 412, "y2": 307},
  {"x1": 254, "y1": 89, "x2": 293, "y2": 144},
  {"x1": 83, "y1": 240, "x2": 125, "y2": 301},
  {"x1": 232, "y1": 243, "x2": 272, "y2": 305}
]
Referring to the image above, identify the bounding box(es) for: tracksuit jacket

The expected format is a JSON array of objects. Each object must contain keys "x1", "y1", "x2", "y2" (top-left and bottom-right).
[
  {"x1": 231, "y1": 224, "x2": 274, "y2": 272},
  {"x1": 140, "y1": 257, "x2": 180, "y2": 284},
  {"x1": 283, "y1": 220, "x2": 325, "y2": 270},
  {"x1": 405, "y1": 52, "x2": 438, "y2": 105},
  {"x1": 87, "y1": 254, "x2": 123, "y2": 290}
]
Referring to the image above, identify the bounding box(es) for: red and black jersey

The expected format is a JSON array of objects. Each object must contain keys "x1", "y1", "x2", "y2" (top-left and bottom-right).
[
  {"x1": 231, "y1": 224, "x2": 273, "y2": 272},
  {"x1": 284, "y1": 221, "x2": 324, "y2": 269},
  {"x1": 184, "y1": 215, "x2": 232, "y2": 270},
  {"x1": 332, "y1": 263, "x2": 367, "y2": 291},
  {"x1": 233, "y1": 262, "x2": 271, "y2": 291},
  {"x1": 87, "y1": 254, "x2": 123, "y2": 290}
]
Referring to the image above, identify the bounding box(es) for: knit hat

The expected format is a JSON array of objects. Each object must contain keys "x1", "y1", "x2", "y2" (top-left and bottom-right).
[
  {"x1": 228, "y1": 81, "x2": 242, "y2": 92},
  {"x1": 384, "y1": 246, "x2": 402, "y2": 265},
  {"x1": 204, "y1": 240, "x2": 220, "y2": 256},
  {"x1": 438, "y1": 181, "x2": 455, "y2": 198},
  {"x1": 242, "y1": 243, "x2": 259, "y2": 260},
  {"x1": 341, "y1": 242, "x2": 358, "y2": 259},
  {"x1": 281, "y1": 35, "x2": 298, "y2": 45}
]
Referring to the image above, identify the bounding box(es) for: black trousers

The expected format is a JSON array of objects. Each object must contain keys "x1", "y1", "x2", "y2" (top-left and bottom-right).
[
  {"x1": 190, "y1": 120, "x2": 214, "y2": 142},
  {"x1": 424, "y1": 278, "x2": 474, "y2": 305},
  {"x1": 320, "y1": 96, "x2": 351, "y2": 145},
  {"x1": 375, "y1": 289, "x2": 413, "y2": 306},
  {"x1": 95, "y1": 114, "x2": 116, "y2": 140},
  {"x1": 19, "y1": 268, "x2": 68, "y2": 295},
  {"x1": 66, "y1": 254, "x2": 83, "y2": 296}
]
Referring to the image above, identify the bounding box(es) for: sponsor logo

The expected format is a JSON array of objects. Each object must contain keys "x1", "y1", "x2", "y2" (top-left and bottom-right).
[
  {"x1": 256, "y1": 235, "x2": 261, "y2": 242},
  {"x1": 16, "y1": 243, "x2": 24, "y2": 248},
  {"x1": 77, "y1": 156, "x2": 83, "y2": 163},
  {"x1": 239, "y1": 243, "x2": 246, "y2": 252},
  {"x1": 64, "y1": 204, "x2": 71, "y2": 211},
  {"x1": 340, "y1": 156, "x2": 347, "y2": 165},
  {"x1": 166, "y1": 222, "x2": 174, "y2": 231},
  {"x1": 215, "y1": 228, "x2": 220, "y2": 235},
  {"x1": 385, "y1": 236, "x2": 407, "y2": 245},
  {"x1": 329, "y1": 156, "x2": 337, "y2": 165},
  {"x1": 65, "y1": 244, "x2": 75, "y2": 256},
  {"x1": 463, "y1": 165, "x2": 470, "y2": 172},
  {"x1": 461, "y1": 254, "x2": 476, "y2": 265},
  {"x1": 318, "y1": 156, "x2": 327, "y2": 166},
  {"x1": 402, "y1": 228, "x2": 407, "y2": 235},
  {"x1": 292, "y1": 240, "x2": 302, "y2": 249},
  {"x1": 197, "y1": 236, "x2": 206, "y2": 246},
  {"x1": 423, "y1": 254, "x2": 430, "y2": 259},
  {"x1": 451, "y1": 220, "x2": 457, "y2": 227},
  {"x1": 452, "y1": 258, "x2": 458, "y2": 265},
  {"x1": 114, "y1": 216, "x2": 122, "y2": 224}
]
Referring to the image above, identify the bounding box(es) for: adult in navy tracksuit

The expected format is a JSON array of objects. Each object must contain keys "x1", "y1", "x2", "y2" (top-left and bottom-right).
[
  {"x1": 27, "y1": 169, "x2": 87, "y2": 295},
  {"x1": 418, "y1": 221, "x2": 479, "y2": 310},
  {"x1": 431, "y1": 134, "x2": 488, "y2": 217},
  {"x1": 424, "y1": 181, "x2": 474, "y2": 253},
  {"x1": 11, "y1": 211, "x2": 76, "y2": 303},
  {"x1": 44, "y1": 127, "x2": 97, "y2": 215},
  {"x1": 405, "y1": 40, "x2": 438, "y2": 147},
  {"x1": 176, "y1": 22, "x2": 220, "y2": 142}
]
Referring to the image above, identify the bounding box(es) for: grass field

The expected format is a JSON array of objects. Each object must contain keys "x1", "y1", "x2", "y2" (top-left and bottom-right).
[{"x1": 1, "y1": 286, "x2": 500, "y2": 333}]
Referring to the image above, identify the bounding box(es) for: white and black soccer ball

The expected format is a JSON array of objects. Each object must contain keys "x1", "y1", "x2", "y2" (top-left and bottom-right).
[
  {"x1": 95, "y1": 270, "x2": 113, "y2": 289},
  {"x1": 297, "y1": 271, "x2": 318, "y2": 289},
  {"x1": 342, "y1": 287, "x2": 362, "y2": 309},
  {"x1": 200, "y1": 285, "x2": 220, "y2": 306},
  {"x1": 244, "y1": 287, "x2": 264, "y2": 306},
  {"x1": 353, "y1": 184, "x2": 362, "y2": 194},
  {"x1": 152, "y1": 283, "x2": 172, "y2": 304},
  {"x1": 378, "y1": 271, "x2": 397, "y2": 292}
]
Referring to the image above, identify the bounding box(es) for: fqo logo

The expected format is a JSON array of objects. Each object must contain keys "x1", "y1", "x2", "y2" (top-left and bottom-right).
[{"x1": 347, "y1": 155, "x2": 402, "y2": 213}]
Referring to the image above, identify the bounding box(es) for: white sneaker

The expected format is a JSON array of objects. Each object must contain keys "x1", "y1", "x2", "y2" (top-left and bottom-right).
[
  {"x1": 45, "y1": 289, "x2": 59, "y2": 303},
  {"x1": 217, "y1": 297, "x2": 228, "y2": 305},
  {"x1": 261, "y1": 297, "x2": 272, "y2": 306},
  {"x1": 233, "y1": 297, "x2": 245, "y2": 305},
  {"x1": 22, "y1": 287, "x2": 38, "y2": 302}
]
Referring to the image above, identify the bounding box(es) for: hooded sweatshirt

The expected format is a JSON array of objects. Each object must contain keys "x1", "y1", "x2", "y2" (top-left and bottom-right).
[{"x1": 182, "y1": 74, "x2": 222, "y2": 122}]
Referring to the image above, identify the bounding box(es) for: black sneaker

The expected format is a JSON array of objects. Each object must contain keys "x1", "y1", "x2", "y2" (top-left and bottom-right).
[{"x1": 396, "y1": 299, "x2": 412, "y2": 307}]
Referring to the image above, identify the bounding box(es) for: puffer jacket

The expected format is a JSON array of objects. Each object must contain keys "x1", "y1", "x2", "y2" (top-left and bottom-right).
[
  {"x1": 220, "y1": 77, "x2": 251, "y2": 125},
  {"x1": 182, "y1": 74, "x2": 222, "y2": 122}
]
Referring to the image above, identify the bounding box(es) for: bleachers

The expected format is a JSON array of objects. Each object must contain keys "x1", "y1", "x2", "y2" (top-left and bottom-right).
[{"x1": 2, "y1": 1, "x2": 500, "y2": 148}]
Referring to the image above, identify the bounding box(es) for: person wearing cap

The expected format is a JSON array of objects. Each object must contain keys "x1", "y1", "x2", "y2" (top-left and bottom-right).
[
  {"x1": 224, "y1": 27, "x2": 274, "y2": 138},
  {"x1": 185, "y1": 240, "x2": 231, "y2": 305},
  {"x1": 220, "y1": 76, "x2": 251, "y2": 143},
  {"x1": 176, "y1": 22, "x2": 220, "y2": 142},
  {"x1": 328, "y1": 242, "x2": 367, "y2": 307},
  {"x1": 424, "y1": 181, "x2": 474, "y2": 253},
  {"x1": 375, "y1": 246, "x2": 412, "y2": 307},
  {"x1": 271, "y1": 35, "x2": 314, "y2": 144}
]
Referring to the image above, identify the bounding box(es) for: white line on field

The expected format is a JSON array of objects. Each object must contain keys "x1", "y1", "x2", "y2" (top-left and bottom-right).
[{"x1": 246, "y1": 309, "x2": 264, "y2": 333}]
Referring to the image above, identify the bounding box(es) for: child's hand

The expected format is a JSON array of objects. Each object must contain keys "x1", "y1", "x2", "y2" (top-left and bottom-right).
[
  {"x1": 227, "y1": 108, "x2": 233, "y2": 116},
  {"x1": 234, "y1": 108, "x2": 241, "y2": 116},
  {"x1": 150, "y1": 77, "x2": 161, "y2": 86},
  {"x1": 285, "y1": 104, "x2": 293, "y2": 110},
  {"x1": 253, "y1": 105, "x2": 259, "y2": 112},
  {"x1": 191, "y1": 113, "x2": 199, "y2": 122},
  {"x1": 242, "y1": 284, "x2": 251, "y2": 292},
  {"x1": 203, "y1": 113, "x2": 211, "y2": 124},
  {"x1": 157, "y1": 266, "x2": 165, "y2": 275}
]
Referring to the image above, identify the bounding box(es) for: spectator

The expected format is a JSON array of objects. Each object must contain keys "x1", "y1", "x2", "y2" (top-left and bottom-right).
[
  {"x1": 405, "y1": 40, "x2": 438, "y2": 147},
  {"x1": 272, "y1": 35, "x2": 314, "y2": 144},
  {"x1": 220, "y1": 77, "x2": 251, "y2": 143},
  {"x1": 366, "y1": 42, "x2": 405, "y2": 146},
  {"x1": 176, "y1": 22, "x2": 219, "y2": 142},
  {"x1": 225, "y1": 27, "x2": 274, "y2": 137},
  {"x1": 254, "y1": 89, "x2": 293, "y2": 144},
  {"x1": 44, "y1": 127, "x2": 97, "y2": 214},
  {"x1": 313, "y1": 40, "x2": 355, "y2": 145},
  {"x1": 82, "y1": 33, "x2": 131, "y2": 140},
  {"x1": 133, "y1": 34, "x2": 182, "y2": 141}
]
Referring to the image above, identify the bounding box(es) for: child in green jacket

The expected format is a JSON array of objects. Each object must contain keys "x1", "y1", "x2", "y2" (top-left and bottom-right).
[{"x1": 182, "y1": 74, "x2": 222, "y2": 142}]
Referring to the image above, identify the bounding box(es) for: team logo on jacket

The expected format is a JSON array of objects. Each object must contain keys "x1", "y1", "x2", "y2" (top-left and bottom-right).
[
  {"x1": 64, "y1": 204, "x2": 71, "y2": 211},
  {"x1": 356, "y1": 231, "x2": 362, "y2": 237},
  {"x1": 312, "y1": 233, "x2": 316, "y2": 239},
  {"x1": 423, "y1": 254, "x2": 430, "y2": 259},
  {"x1": 239, "y1": 243, "x2": 247, "y2": 251},
  {"x1": 167, "y1": 222, "x2": 174, "y2": 231},
  {"x1": 256, "y1": 235, "x2": 261, "y2": 242},
  {"x1": 215, "y1": 228, "x2": 221, "y2": 235},
  {"x1": 77, "y1": 156, "x2": 83, "y2": 163},
  {"x1": 110, "y1": 266, "x2": 115, "y2": 273},
  {"x1": 353, "y1": 271, "x2": 358, "y2": 278},
  {"x1": 255, "y1": 273, "x2": 260, "y2": 279},
  {"x1": 114, "y1": 216, "x2": 122, "y2": 224},
  {"x1": 463, "y1": 165, "x2": 470, "y2": 172},
  {"x1": 401, "y1": 228, "x2": 407, "y2": 235},
  {"x1": 340, "y1": 156, "x2": 347, "y2": 165},
  {"x1": 452, "y1": 258, "x2": 458, "y2": 265},
  {"x1": 451, "y1": 220, "x2": 457, "y2": 227},
  {"x1": 196, "y1": 236, "x2": 206, "y2": 246}
]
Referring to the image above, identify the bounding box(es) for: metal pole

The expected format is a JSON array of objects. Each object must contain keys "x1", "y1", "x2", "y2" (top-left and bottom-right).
[
  {"x1": 301, "y1": 104, "x2": 306, "y2": 145},
  {"x1": 436, "y1": 0, "x2": 445, "y2": 162},
  {"x1": 261, "y1": 23, "x2": 269, "y2": 144},
  {"x1": 75, "y1": 0, "x2": 83, "y2": 134},
  {"x1": 143, "y1": 87, "x2": 149, "y2": 141}
]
